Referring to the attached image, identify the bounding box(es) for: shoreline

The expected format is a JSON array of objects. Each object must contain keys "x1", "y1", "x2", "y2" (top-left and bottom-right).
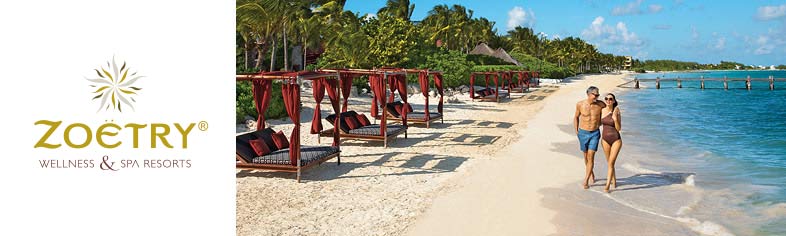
[{"x1": 404, "y1": 73, "x2": 672, "y2": 235}]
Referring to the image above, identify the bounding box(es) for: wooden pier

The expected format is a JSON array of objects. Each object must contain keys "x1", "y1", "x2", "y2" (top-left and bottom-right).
[{"x1": 630, "y1": 76, "x2": 786, "y2": 90}]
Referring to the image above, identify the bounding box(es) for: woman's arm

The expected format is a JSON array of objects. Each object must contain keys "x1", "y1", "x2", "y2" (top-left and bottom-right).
[{"x1": 614, "y1": 107, "x2": 622, "y2": 131}]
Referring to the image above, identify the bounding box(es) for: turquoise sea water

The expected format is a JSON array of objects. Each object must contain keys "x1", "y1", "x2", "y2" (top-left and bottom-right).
[{"x1": 621, "y1": 71, "x2": 786, "y2": 235}]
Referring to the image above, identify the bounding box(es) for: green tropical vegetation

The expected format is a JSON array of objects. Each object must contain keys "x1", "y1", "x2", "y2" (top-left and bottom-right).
[
  {"x1": 235, "y1": 0, "x2": 632, "y2": 121},
  {"x1": 630, "y1": 59, "x2": 778, "y2": 72}
]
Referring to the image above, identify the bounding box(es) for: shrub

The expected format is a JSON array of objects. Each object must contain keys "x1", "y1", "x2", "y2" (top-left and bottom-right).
[
  {"x1": 236, "y1": 81, "x2": 287, "y2": 124},
  {"x1": 414, "y1": 49, "x2": 475, "y2": 88}
]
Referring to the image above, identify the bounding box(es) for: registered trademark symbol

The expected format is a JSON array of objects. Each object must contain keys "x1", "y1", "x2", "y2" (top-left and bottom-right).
[{"x1": 198, "y1": 121, "x2": 208, "y2": 131}]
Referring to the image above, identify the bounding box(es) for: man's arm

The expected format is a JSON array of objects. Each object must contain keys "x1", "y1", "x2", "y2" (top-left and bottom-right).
[
  {"x1": 574, "y1": 102, "x2": 581, "y2": 134},
  {"x1": 595, "y1": 100, "x2": 607, "y2": 108}
]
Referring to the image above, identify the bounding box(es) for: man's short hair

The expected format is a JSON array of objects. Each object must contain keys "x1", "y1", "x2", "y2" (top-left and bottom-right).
[{"x1": 586, "y1": 86, "x2": 599, "y2": 94}]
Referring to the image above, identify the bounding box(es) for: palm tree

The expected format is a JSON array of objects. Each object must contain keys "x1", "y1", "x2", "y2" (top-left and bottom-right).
[
  {"x1": 378, "y1": 0, "x2": 415, "y2": 21},
  {"x1": 236, "y1": 0, "x2": 277, "y2": 71}
]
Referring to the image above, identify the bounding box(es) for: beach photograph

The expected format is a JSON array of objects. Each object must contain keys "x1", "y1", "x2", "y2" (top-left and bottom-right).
[{"x1": 234, "y1": 1, "x2": 786, "y2": 235}]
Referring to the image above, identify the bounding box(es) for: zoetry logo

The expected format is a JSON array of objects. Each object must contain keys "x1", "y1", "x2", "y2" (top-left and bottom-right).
[
  {"x1": 33, "y1": 55, "x2": 205, "y2": 171},
  {"x1": 86, "y1": 56, "x2": 143, "y2": 112}
]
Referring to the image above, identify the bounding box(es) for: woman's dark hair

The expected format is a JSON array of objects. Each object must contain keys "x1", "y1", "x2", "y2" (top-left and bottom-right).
[{"x1": 606, "y1": 93, "x2": 618, "y2": 109}]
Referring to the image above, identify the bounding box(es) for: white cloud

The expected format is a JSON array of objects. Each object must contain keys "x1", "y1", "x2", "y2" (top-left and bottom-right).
[
  {"x1": 756, "y1": 4, "x2": 786, "y2": 21},
  {"x1": 364, "y1": 13, "x2": 376, "y2": 21},
  {"x1": 612, "y1": 0, "x2": 643, "y2": 15},
  {"x1": 712, "y1": 36, "x2": 726, "y2": 50},
  {"x1": 648, "y1": 4, "x2": 663, "y2": 13},
  {"x1": 581, "y1": 16, "x2": 645, "y2": 54},
  {"x1": 744, "y1": 28, "x2": 786, "y2": 55},
  {"x1": 612, "y1": 1, "x2": 664, "y2": 15},
  {"x1": 507, "y1": 6, "x2": 536, "y2": 30},
  {"x1": 652, "y1": 24, "x2": 672, "y2": 30},
  {"x1": 691, "y1": 26, "x2": 700, "y2": 41}
]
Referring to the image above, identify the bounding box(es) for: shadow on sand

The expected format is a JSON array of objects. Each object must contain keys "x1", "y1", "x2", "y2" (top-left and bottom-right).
[{"x1": 236, "y1": 151, "x2": 469, "y2": 182}]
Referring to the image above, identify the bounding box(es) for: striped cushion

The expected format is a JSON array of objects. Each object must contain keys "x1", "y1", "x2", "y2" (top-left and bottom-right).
[
  {"x1": 347, "y1": 124, "x2": 406, "y2": 136},
  {"x1": 250, "y1": 146, "x2": 339, "y2": 166}
]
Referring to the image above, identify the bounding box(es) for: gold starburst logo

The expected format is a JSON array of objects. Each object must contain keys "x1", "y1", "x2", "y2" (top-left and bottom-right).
[{"x1": 86, "y1": 56, "x2": 143, "y2": 112}]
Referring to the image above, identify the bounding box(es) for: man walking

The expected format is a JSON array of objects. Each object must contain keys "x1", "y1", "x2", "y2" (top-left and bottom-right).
[{"x1": 574, "y1": 86, "x2": 606, "y2": 189}]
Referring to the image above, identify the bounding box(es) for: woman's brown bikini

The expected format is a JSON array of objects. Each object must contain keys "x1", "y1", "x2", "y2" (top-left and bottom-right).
[{"x1": 601, "y1": 109, "x2": 620, "y2": 144}]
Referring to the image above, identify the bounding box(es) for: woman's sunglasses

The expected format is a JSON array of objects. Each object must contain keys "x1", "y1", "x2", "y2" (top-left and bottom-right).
[{"x1": 605, "y1": 97, "x2": 614, "y2": 101}]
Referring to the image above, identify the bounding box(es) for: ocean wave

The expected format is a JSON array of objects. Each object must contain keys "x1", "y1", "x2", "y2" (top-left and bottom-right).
[
  {"x1": 592, "y1": 188, "x2": 735, "y2": 236},
  {"x1": 675, "y1": 217, "x2": 735, "y2": 236},
  {"x1": 621, "y1": 163, "x2": 661, "y2": 174},
  {"x1": 762, "y1": 202, "x2": 786, "y2": 219},
  {"x1": 684, "y1": 174, "x2": 696, "y2": 187}
]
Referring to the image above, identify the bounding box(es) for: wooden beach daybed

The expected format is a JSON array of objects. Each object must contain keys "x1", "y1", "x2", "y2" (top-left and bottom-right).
[
  {"x1": 385, "y1": 69, "x2": 445, "y2": 128},
  {"x1": 235, "y1": 71, "x2": 342, "y2": 182},
  {"x1": 316, "y1": 69, "x2": 408, "y2": 147},
  {"x1": 470, "y1": 71, "x2": 510, "y2": 102},
  {"x1": 501, "y1": 71, "x2": 531, "y2": 93}
]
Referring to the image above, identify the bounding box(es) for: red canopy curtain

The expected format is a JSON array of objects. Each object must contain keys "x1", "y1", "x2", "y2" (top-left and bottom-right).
[
  {"x1": 369, "y1": 74, "x2": 383, "y2": 118},
  {"x1": 469, "y1": 73, "x2": 476, "y2": 99},
  {"x1": 252, "y1": 79, "x2": 272, "y2": 131},
  {"x1": 395, "y1": 74, "x2": 408, "y2": 126},
  {"x1": 310, "y1": 78, "x2": 325, "y2": 134},
  {"x1": 340, "y1": 75, "x2": 353, "y2": 112},
  {"x1": 418, "y1": 71, "x2": 430, "y2": 120},
  {"x1": 281, "y1": 80, "x2": 301, "y2": 165},
  {"x1": 494, "y1": 73, "x2": 500, "y2": 100},
  {"x1": 387, "y1": 74, "x2": 398, "y2": 103},
  {"x1": 324, "y1": 79, "x2": 340, "y2": 146},
  {"x1": 503, "y1": 72, "x2": 513, "y2": 92},
  {"x1": 434, "y1": 73, "x2": 444, "y2": 114},
  {"x1": 371, "y1": 73, "x2": 388, "y2": 135}
]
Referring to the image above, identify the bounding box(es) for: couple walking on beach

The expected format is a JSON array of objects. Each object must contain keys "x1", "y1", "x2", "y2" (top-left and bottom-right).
[{"x1": 574, "y1": 86, "x2": 622, "y2": 193}]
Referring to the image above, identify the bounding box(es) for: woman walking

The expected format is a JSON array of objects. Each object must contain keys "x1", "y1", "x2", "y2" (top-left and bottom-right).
[{"x1": 601, "y1": 93, "x2": 622, "y2": 193}]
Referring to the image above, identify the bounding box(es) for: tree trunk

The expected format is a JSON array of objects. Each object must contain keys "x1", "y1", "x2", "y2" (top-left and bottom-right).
[
  {"x1": 255, "y1": 44, "x2": 263, "y2": 71},
  {"x1": 244, "y1": 41, "x2": 251, "y2": 71},
  {"x1": 283, "y1": 23, "x2": 289, "y2": 71},
  {"x1": 269, "y1": 36, "x2": 276, "y2": 72},
  {"x1": 303, "y1": 38, "x2": 307, "y2": 70}
]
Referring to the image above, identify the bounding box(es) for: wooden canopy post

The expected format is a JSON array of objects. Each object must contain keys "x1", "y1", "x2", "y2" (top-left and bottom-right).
[
  {"x1": 701, "y1": 76, "x2": 705, "y2": 90},
  {"x1": 724, "y1": 76, "x2": 728, "y2": 90},
  {"x1": 383, "y1": 72, "x2": 388, "y2": 148},
  {"x1": 296, "y1": 76, "x2": 302, "y2": 183},
  {"x1": 634, "y1": 79, "x2": 640, "y2": 89}
]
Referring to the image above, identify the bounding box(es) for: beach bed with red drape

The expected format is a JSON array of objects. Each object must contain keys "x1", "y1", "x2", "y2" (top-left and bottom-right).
[
  {"x1": 505, "y1": 70, "x2": 532, "y2": 93},
  {"x1": 469, "y1": 71, "x2": 509, "y2": 102},
  {"x1": 384, "y1": 69, "x2": 445, "y2": 128},
  {"x1": 316, "y1": 69, "x2": 408, "y2": 148},
  {"x1": 531, "y1": 71, "x2": 541, "y2": 87},
  {"x1": 235, "y1": 71, "x2": 341, "y2": 182}
]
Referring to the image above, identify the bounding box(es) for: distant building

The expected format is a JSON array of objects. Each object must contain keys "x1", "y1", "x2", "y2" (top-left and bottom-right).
[
  {"x1": 623, "y1": 56, "x2": 633, "y2": 70},
  {"x1": 770, "y1": 65, "x2": 776, "y2": 70}
]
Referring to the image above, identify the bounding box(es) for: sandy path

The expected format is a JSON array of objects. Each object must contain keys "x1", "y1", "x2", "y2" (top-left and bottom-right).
[{"x1": 405, "y1": 73, "x2": 631, "y2": 235}]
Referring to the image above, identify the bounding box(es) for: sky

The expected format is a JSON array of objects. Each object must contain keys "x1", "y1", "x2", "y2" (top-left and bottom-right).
[{"x1": 344, "y1": 0, "x2": 786, "y2": 66}]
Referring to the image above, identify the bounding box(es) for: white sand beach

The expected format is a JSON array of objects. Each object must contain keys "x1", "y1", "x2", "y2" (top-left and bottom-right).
[{"x1": 236, "y1": 73, "x2": 694, "y2": 236}]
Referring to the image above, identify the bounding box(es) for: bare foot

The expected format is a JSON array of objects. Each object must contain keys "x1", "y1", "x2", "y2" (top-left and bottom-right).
[
  {"x1": 582, "y1": 184, "x2": 589, "y2": 189},
  {"x1": 603, "y1": 185, "x2": 610, "y2": 193}
]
